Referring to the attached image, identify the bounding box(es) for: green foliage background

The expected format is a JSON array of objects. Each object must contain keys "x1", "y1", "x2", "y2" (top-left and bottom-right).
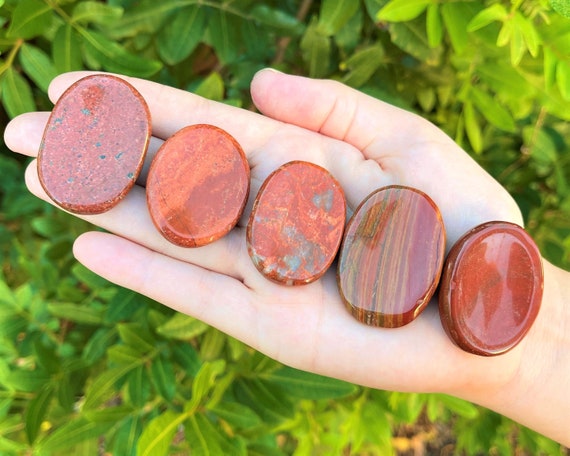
[{"x1": 0, "y1": 0, "x2": 569, "y2": 454}]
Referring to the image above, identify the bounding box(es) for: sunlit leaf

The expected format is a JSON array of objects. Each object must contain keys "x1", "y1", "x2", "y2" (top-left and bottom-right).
[
  {"x1": 36, "y1": 417, "x2": 114, "y2": 452},
  {"x1": 209, "y1": 401, "x2": 261, "y2": 429},
  {"x1": 157, "y1": 312, "x2": 210, "y2": 340},
  {"x1": 471, "y1": 87, "x2": 516, "y2": 132},
  {"x1": 19, "y1": 43, "x2": 58, "y2": 92},
  {"x1": 377, "y1": 0, "x2": 430, "y2": 22},
  {"x1": 556, "y1": 59, "x2": 570, "y2": 100},
  {"x1": 342, "y1": 44, "x2": 384, "y2": 87},
  {"x1": 463, "y1": 101, "x2": 483, "y2": 153},
  {"x1": 47, "y1": 302, "x2": 104, "y2": 325},
  {"x1": 301, "y1": 17, "x2": 331, "y2": 78},
  {"x1": 6, "y1": 0, "x2": 52, "y2": 39},
  {"x1": 72, "y1": 1, "x2": 123, "y2": 25},
  {"x1": 137, "y1": 410, "x2": 183, "y2": 456},
  {"x1": 207, "y1": 9, "x2": 240, "y2": 64},
  {"x1": 426, "y1": 3, "x2": 443, "y2": 48},
  {"x1": 318, "y1": 0, "x2": 360, "y2": 35},
  {"x1": 467, "y1": 3, "x2": 507, "y2": 32},
  {"x1": 151, "y1": 355, "x2": 176, "y2": 402},
  {"x1": 1, "y1": 67, "x2": 36, "y2": 118}
]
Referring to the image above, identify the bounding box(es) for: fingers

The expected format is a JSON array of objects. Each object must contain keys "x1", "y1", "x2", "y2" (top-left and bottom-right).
[
  {"x1": 3, "y1": 112, "x2": 48, "y2": 157},
  {"x1": 250, "y1": 69, "x2": 438, "y2": 155},
  {"x1": 47, "y1": 71, "x2": 279, "y2": 150},
  {"x1": 24, "y1": 160, "x2": 261, "y2": 283}
]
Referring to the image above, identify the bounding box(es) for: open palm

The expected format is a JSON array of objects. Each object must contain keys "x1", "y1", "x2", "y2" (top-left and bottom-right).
[{"x1": 5, "y1": 69, "x2": 535, "y2": 403}]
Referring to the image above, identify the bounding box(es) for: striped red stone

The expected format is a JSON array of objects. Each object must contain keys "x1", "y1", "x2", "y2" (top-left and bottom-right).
[
  {"x1": 38, "y1": 74, "x2": 151, "y2": 214},
  {"x1": 146, "y1": 124, "x2": 250, "y2": 247},
  {"x1": 338, "y1": 186, "x2": 446, "y2": 327},
  {"x1": 439, "y1": 221, "x2": 543, "y2": 356},
  {"x1": 247, "y1": 161, "x2": 346, "y2": 285}
]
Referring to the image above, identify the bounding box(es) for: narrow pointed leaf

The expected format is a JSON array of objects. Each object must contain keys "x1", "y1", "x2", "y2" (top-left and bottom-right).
[{"x1": 1, "y1": 67, "x2": 36, "y2": 118}]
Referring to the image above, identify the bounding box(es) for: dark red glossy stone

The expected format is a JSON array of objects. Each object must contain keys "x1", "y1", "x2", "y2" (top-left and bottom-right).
[
  {"x1": 38, "y1": 74, "x2": 151, "y2": 214},
  {"x1": 146, "y1": 124, "x2": 250, "y2": 247},
  {"x1": 439, "y1": 221, "x2": 543, "y2": 356},
  {"x1": 247, "y1": 161, "x2": 346, "y2": 285},
  {"x1": 338, "y1": 186, "x2": 446, "y2": 327}
]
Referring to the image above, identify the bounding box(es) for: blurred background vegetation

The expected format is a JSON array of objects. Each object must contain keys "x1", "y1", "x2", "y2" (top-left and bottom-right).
[{"x1": 0, "y1": 0, "x2": 569, "y2": 454}]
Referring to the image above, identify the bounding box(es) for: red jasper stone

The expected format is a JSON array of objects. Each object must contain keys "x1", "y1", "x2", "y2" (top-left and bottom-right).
[
  {"x1": 439, "y1": 221, "x2": 543, "y2": 356},
  {"x1": 247, "y1": 161, "x2": 346, "y2": 285},
  {"x1": 338, "y1": 186, "x2": 446, "y2": 328},
  {"x1": 146, "y1": 124, "x2": 250, "y2": 247},
  {"x1": 38, "y1": 74, "x2": 151, "y2": 214}
]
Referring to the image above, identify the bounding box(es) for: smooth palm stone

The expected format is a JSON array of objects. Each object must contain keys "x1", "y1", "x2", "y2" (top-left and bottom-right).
[
  {"x1": 247, "y1": 161, "x2": 346, "y2": 285},
  {"x1": 146, "y1": 124, "x2": 250, "y2": 247},
  {"x1": 439, "y1": 221, "x2": 543, "y2": 356},
  {"x1": 338, "y1": 186, "x2": 446, "y2": 328},
  {"x1": 38, "y1": 74, "x2": 151, "y2": 214}
]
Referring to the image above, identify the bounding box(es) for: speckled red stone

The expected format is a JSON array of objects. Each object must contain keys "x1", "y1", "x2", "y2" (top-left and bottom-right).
[
  {"x1": 146, "y1": 124, "x2": 250, "y2": 247},
  {"x1": 38, "y1": 74, "x2": 151, "y2": 214},
  {"x1": 247, "y1": 161, "x2": 346, "y2": 285},
  {"x1": 338, "y1": 186, "x2": 446, "y2": 327},
  {"x1": 439, "y1": 221, "x2": 543, "y2": 356}
]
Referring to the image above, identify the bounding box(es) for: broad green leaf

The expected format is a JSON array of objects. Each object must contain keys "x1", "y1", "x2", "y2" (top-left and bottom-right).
[
  {"x1": 376, "y1": 0, "x2": 430, "y2": 22},
  {"x1": 438, "y1": 394, "x2": 480, "y2": 419},
  {"x1": 0, "y1": 436, "x2": 26, "y2": 453},
  {"x1": 497, "y1": 19, "x2": 512, "y2": 48},
  {"x1": 112, "y1": 416, "x2": 142, "y2": 456},
  {"x1": 156, "y1": 312, "x2": 210, "y2": 340},
  {"x1": 184, "y1": 415, "x2": 225, "y2": 456},
  {"x1": 194, "y1": 72, "x2": 225, "y2": 101},
  {"x1": 47, "y1": 302, "x2": 104, "y2": 325},
  {"x1": 53, "y1": 24, "x2": 83, "y2": 73},
  {"x1": 156, "y1": 5, "x2": 207, "y2": 65},
  {"x1": 81, "y1": 29, "x2": 162, "y2": 77},
  {"x1": 262, "y1": 366, "x2": 358, "y2": 399},
  {"x1": 6, "y1": 0, "x2": 52, "y2": 39},
  {"x1": 300, "y1": 18, "x2": 331, "y2": 78},
  {"x1": 209, "y1": 401, "x2": 261, "y2": 429},
  {"x1": 19, "y1": 43, "x2": 58, "y2": 93},
  {"x1": 24, "y1": 385, "x2": 53, "y2": 444},
  {"x1": 556, "y1": 59, "x2": 570, "y2": 100},
  {"x1": 463, "y1": 101, "x2": 483, "y2": 154},
  {"x1": 543, "y1": 47, "x2": 557, "y2": 89},
  {"x1": 440, "y1": 2, "x2": 471, "y2": 54},
  {"x1": 524, "y1": 126, "x2": 558, "y2": 166},
  {"x1": 107, "y1": 345, "x2": 144, "y2": 365},
  {"x1": 30, "y1": 215, "x2": 68, "y2": 238},
  {"x1": 233, "y1": 378, "x2": 294, "y2": 424},
  {"x1": 82, "y1": 328, "x2": 117, "y2": 364},
  {"x1": 318, "y1": 0, "x2": 360, "y2": 36},
  {"x1": 72, "y1": 263, "x2": 110, "y2": 290},
  {"x1": 83, "y1": 364, "x2": 140, "y2": 410},
  {"x1": 1, "y1": 67, "x2": 36, "y2": 118},
  {"x1": 172, "y1": 343, "x2": 201, "y2": 376},
  {"x1": 103, "y1": 0, "x2": 181, "y2": 38},
  {"x1": 136, "y1": 410, "x2": 184, "y2": 456},
  {"x1": 250, "y1": 5, "x2": 304, "y2": 34},
  {"x1": 104, "y1": 288, "x2": 139, "y2": 323},
  {"x1": 185, "y1": 360, "x2": 226, "y2": 413},
  {"x1": 467, "y1": 3, "x2": 507, "y2": 32},
  {"x1": 389, "y1": 20, "x2": 441, "y2": 65},
  {"x1": 476, "y1": 62, "x2": 533, "y2": 98},
  {"x1": 117, "y1": 323, "x2": 156, "y2": 354},
  {"x1": 426, "y1": 3, "x2": 443, "y2": 48},
  {"x1": 517, "y1": 13, "x2": 540, "y2": 57},
  {"x1": 207, "y1": 9, "x2": 241, "y2": 64},
  {"x1": 36, "y1": 417, "x2": 113, "y2": 452},
  {"x1": 510, "y1": 13, "x2": 527, "y2": 66},
  {"x1": 84, "y1": 405, "x2": 134, "y2": 423},
  {"x1": 199, "y1": 327, "x2": 225, "y2": 360},
  {"x1": 5, "y1": 369, "x2": 51, "y2": 392},
  {"x1": 471, "y1": 87, "x2": 516, "y2": 132},
  {"x1": 150, "y1": 355, "x2": 176, "y2": 402},
  {"x1": 72, "y1": 1, "x2": 123, "y2": 25},
  {"x1": 342, "y1": 44, "x2": 384, "y2": 87},
  {"x1": 127, "y1": 365, "x2": 151, "y2": 407},
  {"x1": 551, "y1": 0, "x2": 570, "y2": 18}
]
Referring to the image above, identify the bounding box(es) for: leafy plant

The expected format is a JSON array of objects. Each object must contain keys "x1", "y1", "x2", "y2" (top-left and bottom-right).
[{"x1": 0, "y1": 0, "x2": 569, "y2": 454}]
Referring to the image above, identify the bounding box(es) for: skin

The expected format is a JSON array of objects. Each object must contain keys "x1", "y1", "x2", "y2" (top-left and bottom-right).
[{"x1": 4, "y1": 69, "x2": 569, "y2": 446}]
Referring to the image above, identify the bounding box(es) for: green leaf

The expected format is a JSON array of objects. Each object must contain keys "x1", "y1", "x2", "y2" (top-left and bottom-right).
[
  {"x1": 30, "y1": 215, "x2": 68, "y2": 238},
  {"x1": 117, "y1": 323, "x2": 156, "y2": 354},
  {"x1": 186, "y1": 360, "x2": 226, "y2": 413},
  {"x1": 150, "y1": 355, "x2": 176, "y2": 402},
  {"x1": 72, "y1": 263, "x2": 110, "y2": 290},
  {"x1": 1, "y1": 67, "x2": 36, "y2": 118},
  {"x1": 551, "y1": 0, "x2": 570, "y2": 18},
  {"x1": 136, "y1": 410, "x2": 184, "y2": 456},
  {"x1": 470, "y1": 87, "x2": 516, "y2": 132},
  {"x1": 233, "y1": 378, "x2": 294, "y2": 424},
  {"x1": 25, "y1": 385, "x2": 53, "y2": 444},
  {"x1": 318, "y1": 0, "x2": 360, "y2": 36},
  {"x1": 440, "y1": 2, "x2": 471, "y2": 54},
  {"x1": 156, "y1": 312, "x2": 210, "y2": 341},
  {"x1": 112, "y1": 416, "x2": 142, "y2": 456},
  {"x1": 463, "y1": 101, "x2": 483, "y2": 154},
  {"x1": 426, "y1": 3, "x2": 443, "y2": 48},
  {"x1": 83, "y1": 364, "x2": 140, "y2": 410},
  {"x1": 53, "y1": 24, "x2": 83, "y2": 73},
  {"x1": 467, "y1": 4, "x2": 508, "y2": 32},
  {"x1": 72, "y1": 1, "x2": 123, "y2": 25},
  {"x1": 194, "y1": 72, "x2": 225, "y2": 101},
  {"x1": 36, "y1": 417, "x2": 114, "y2": 452},
  {"x1": 47, "y1": 302, "x2": 104, "y2": 325},
  {"x1": 556, "y1": 59, "x2": 570, "y2": 100},
  {"x1": 184, "y1": 414, "x2": 223, "y2": 456},
  {"x1": 6, "y1": 0, "x2": 52, "y2": 39},
  {"x1": 19, "y1": 43, "x2": 58, "y2": 93},
  {"x1": 389, "y1": 20, "x2": 441, "y2": 65},
  {"x1": 207, "y1": 9, "x2": 241, "y2": 64},
  {"x1": 81, "y1": 29, "x2": 162, "y2": 77},
  {"x1": 108, "y1": 345, "x2": 144, "y2": 365},
  {"x1": 127, "y1": 365, "x2": 150, "y2": 407},
  {"x1": 300, "y1": 17, "x2": 331, "y2": 78},
  {"x1": 262, "y1": 366, "x2": 358, "y2": 399},
  {"x1": 5, "y1": 369, "x2": 51, "y2": 392},
  {"x1": 377, "y1": 0, "x2": 430, "y2": 22},
  {"x1": 342, "y1": 44, "x2": 384, "y2": 87},
  {"x1": 543, "y1": 46, "x2": 557, "y2": 89},
  {"x1": 82, "y1": 328, "x2": 117, "y2": 364},
  {"x1": 172, "y1": 343, "x2": 201, "y2": 376},
  {"x1": 437, "y1": 394, "x2": 480, "y2": 419},
  {"x1": 84, "y1": 405, "x2": 134, "y2": 423},
  {"x1": 209, "y1": 401, "x2": 261, "y2": 429},
  {"x1": 156, "y1": 5, "x2": 207, "y2": 65},
  {"x1": 250, "y1": 5, "x2": 303, "y2": 34}
]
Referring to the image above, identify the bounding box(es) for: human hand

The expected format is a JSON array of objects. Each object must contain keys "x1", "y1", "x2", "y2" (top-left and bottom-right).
[{"x1": 5, "y1": 69, "x2": 568, "y2": 444}]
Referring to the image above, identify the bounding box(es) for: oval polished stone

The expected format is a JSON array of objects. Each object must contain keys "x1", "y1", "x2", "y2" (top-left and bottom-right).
[
  {"x1": 146, "y1": 124, "x2": 250, "y2": 247},
  {"x1": 247, "y1": 161, "x2": 346, "y2": 285},
  {"x1": 38, "y1": 74, "x2": 151, "y2": 214},
  {"x1": 439, "y1": 221, "x2": 543, "y2": 356},
  {"x1": 338, "y1": 186, "x2": 446, "y2": 328}
]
